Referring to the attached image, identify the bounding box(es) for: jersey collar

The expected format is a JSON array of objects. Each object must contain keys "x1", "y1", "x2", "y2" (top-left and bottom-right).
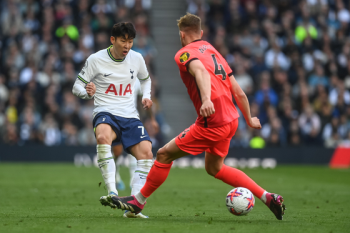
[
  {"x1": 107, "y1": 45, "x2": 126, "y2": 62},
  {"x1": 190, "y1": 39, "x2": 203, "y2": 44}
]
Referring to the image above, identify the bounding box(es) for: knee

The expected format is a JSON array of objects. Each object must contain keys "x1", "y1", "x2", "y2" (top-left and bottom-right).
[
  {"x1": 205, "y1": 163, "x2": 222, "y2": 177},
  {"x1": 96, "y1": 134, "x2": 109, "y2": 145},
  {"x1": 156, "y1": 147, "x2": 172, "y2": 164}
]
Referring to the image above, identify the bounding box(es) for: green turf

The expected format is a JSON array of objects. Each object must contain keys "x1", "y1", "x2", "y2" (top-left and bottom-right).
[{"x1": 0, "y1": 164, "x2": 349, "y2": 233}]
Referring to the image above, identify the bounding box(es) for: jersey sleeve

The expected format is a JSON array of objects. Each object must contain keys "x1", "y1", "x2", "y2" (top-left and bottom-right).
[
  {"x1": 174, "y1": 48, "x2": 199, "y2": 72},
  {"x1": 77, "y1": 55, "x2": 96, "y2": 84},
  {"x1": 137, "y1": 54, "x2": 149, "y2": 80},
  {"x1": 224, "y1": 60, "x2": 233, "y2": 77}
]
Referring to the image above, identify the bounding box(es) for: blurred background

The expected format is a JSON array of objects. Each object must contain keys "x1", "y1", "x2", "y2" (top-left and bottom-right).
[{"x1": 0, "y1": 0, "x2": 350, "y2": 166}]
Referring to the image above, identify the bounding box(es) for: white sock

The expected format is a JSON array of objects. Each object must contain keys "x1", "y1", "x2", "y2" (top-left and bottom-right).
[
  {"x1": 260, "y1": 191, "x2": 268, "y2": 203},
  {"x1": 128, "y1": 154, "x2": 137, "y2": 187},
  {"x1": 130, "y1": 159, "x2": 153, "y2": 196},
  {"x1": 135, "y1": 192, "x2": 147, "y2": 205},
  {"x1": 114, "y1": 156, "x2": 122, "y2": 184},
  {"x1": 97, "y1": 144, "x2": 118, "y2": 195}
]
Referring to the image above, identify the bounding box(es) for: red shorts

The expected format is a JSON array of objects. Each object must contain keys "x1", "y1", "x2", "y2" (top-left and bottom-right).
[{"x1": 175, "y1": 119, "x2": 238, "y2": 157}]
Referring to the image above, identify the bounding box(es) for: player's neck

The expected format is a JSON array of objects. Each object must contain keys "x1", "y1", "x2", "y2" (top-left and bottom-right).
[
  {"x1": 184, "y1": 37, "x2": 202, "y2": 47},
  {"x1": 110, "y1": 46, "x2": 125, "y2": 60}
]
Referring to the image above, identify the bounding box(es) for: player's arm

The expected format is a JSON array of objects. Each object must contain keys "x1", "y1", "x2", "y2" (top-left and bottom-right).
[
  {"x1": 140, "y1": 77, "x2": 159, "y2": 131},
  {"x1": 229, "y1": 75, "x2": 261, "y2": 129},
  {"x1": 139, "y1": 76, "x2": 152, "y2": 110},
  {"x1": 137, "y1": 54, "x2": 153, "y2": 110},
  {"x1": 72, "y1": 79, "x2": 95, "y2": 99},
  {"x1": 146, "y1": 101, "x2": 159, "y2": 133},
  {"x1": 72, "y1": 56, "x2": 96, "y2": 99},
  {"x1": 188, "y1": 60, "x2": 215, "y2": 117}
]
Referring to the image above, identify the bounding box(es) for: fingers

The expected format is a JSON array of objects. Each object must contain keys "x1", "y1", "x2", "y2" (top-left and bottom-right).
[
  {"x1": 144, "y1": 99, "x2": 153, "y2": 108},
  {"x1": 142, "y1": 99, "x2": 152, "y2": 110},
  {"x1": 85, "y1": 83, "x2": 96, "y2": 96},
  {"x1": 200, "y1": 106, "x2": 215, "y2": 117},
  {"x1": 86, "y1": 82, "x2": 94, "y2": 88},
  {"x1": 250, "y1": 117, "x2": 261, "y2": 129}
]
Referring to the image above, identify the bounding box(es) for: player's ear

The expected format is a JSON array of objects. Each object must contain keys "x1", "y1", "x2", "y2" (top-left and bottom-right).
[
  {"x1": 180, "y1": 31, "x2": 185, "y2": 39},
  {"x1": 110, "y1": 36, "x2": 116, "y2": 45},
  {"x1": 200, "y1": 30, "x2": 203, "y2": 38}
]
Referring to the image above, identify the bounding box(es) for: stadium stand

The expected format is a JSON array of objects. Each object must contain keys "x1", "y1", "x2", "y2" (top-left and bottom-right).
[{"x1": 1, "y1": 0, "x2": 350, "y2": 148}]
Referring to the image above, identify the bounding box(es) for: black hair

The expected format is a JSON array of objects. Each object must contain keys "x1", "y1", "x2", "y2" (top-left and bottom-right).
[{"x1": 111, "y1": 22, "x2": 136, "y2": 39}]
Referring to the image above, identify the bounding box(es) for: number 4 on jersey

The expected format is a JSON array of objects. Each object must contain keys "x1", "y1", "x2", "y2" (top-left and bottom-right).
[{"x1": 211, "y1": 54, "x2": 227, "y2": 80}]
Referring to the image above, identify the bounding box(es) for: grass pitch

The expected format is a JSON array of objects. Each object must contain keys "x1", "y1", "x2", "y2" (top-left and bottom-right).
[{"x1": 0, "y1": 163, "x2": 349, "y2": 233}]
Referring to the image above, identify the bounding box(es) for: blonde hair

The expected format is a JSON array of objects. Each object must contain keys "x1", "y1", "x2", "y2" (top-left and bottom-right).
[{"x1": 177, "y1": 13, "x2": 201, "y2": 34}]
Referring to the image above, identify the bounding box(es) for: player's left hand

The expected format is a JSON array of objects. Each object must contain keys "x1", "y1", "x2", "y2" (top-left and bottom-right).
[
  {"x1": 142, "y1": 98, "x2": 153, "y2": 110},
  {"x1": 86, "y1": 82, "x2": 96, "y2": 97},
  {"x1": 200, "y1": 99, "x2": 215, "y2": 117}
]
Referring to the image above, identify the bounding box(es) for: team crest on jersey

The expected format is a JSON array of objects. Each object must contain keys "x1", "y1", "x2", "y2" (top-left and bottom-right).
[
  {"x1": 130, "y1": 69, "x2": 134, "y2": 79},
  {"x1": 180, "y1": 52, "x2": 190, "y2": 63}
]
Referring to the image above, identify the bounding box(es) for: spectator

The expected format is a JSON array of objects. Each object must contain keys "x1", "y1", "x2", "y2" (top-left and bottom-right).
[
  {"x1": 254, "y1": 72, "x2": 278, "y2": 107},
  {"x1": 18, "y1": 108, "x2": 38, "y2": 145},
  {"x1": 262, "y1": 116, "x2": 287, "y2": 146},
  {"x1": 55, "y1": 18, "x2": 79, "y2": 41},
  {"x1": 234, "y1": 66, "x2": 253, "y2": 95},
  {"x1": 308, "y1": 64, "x2": 329, "y2": 90},
  {"x1": 299, "y1": 105, "x2": 322, "y2": 144},
  {"x1": 329, "y1": 81, "x2": 350, "y2": 106},
  {"x1": 265, "y1": 42, "x2": 291, "y2": 70},
  {"x1": 323, "y1": 116, "x2": 341, "y2": 141},
  {"x1": 38, "y1": 114, "x2": 61, "y2": 146},
  {"x1": 324, "y1": 132, "x2": 341, "y2": 148}
]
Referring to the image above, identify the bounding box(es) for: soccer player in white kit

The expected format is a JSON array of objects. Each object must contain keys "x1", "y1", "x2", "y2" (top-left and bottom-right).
[
  {"x1": 72, "y1": 22, "x2": 153, "y2": 218},
  {"x1": 111, "y1": 79, "x2": 159, "y2": 218}
]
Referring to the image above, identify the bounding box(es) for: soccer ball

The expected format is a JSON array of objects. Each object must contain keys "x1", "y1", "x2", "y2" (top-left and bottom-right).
[{"x1": 226, "y1": 187, "x2": 255, "y2": 216}]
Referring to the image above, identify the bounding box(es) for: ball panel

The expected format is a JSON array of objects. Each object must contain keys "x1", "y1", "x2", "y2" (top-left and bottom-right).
[{"x1": 226, "y1": 187, "x2": 255, "y2": 216}]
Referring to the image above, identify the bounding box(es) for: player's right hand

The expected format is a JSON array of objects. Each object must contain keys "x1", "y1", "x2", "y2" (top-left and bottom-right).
[
  {"x1": 248, "y1": 117, "x2": 261, "y2": 129},
  {"x1": 86, "y1": 82, "x2": 96, "y2": 97},
  {"x1": 200, "y1": 100, "x2": 215, "y2": 117}
]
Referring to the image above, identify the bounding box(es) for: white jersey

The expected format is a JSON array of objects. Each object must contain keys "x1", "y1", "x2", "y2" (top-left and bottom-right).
[{"x1": 77, "y1": 46, "x2": 149, "y2": 119}]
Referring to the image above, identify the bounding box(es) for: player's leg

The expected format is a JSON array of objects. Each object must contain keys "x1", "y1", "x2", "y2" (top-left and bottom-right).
[
  {"x1": 128, "y1": 140, "x2": 153, "y2": 197},
  {"x1": 127, "y1": 154, "x2": 137, "y2": 187},
  {"x1": 205, "y1": 151, "x2": 266, "y2": 198},
  {"x1": 95, "y1": 123, "x2": 118, "y2": 196},
  {"x1": 135, "y1": 138, "x2": 188, "y2": 203},
  {"x1": 206, "y1": 151, "x2": 285, "y2": 220},
  {"x1": 112, "y1": 143, "x2": 125, "y2": 191},
  {"x1": 111, "y1": 138, "x2": 188, "y2": 214},
  {"x1": 117, "y1": 140, "x2": 154, "y2": 218},
  {"x1": 206, "y1": 119, "x2": 285, "y2": 220}
]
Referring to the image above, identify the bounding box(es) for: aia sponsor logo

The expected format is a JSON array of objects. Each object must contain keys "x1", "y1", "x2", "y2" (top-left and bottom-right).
[{"x1": 105, "y1": 84, "x2": 132, "y2": 95}]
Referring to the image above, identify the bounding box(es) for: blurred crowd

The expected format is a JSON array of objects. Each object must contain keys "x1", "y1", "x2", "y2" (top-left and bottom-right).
[
  {"x1": 1, "y1": 0, "x2": 350, "y2": 149},
  {"x1": 188, "y1": 0, "x2": 350, "y2": 148},
  {"x1": 0, "y1": 0, "x2": 167, "y2": 147}
]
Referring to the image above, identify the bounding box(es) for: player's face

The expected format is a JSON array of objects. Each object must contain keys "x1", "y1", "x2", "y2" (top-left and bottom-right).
[{"x1": 111, "y1": 34, "x2": 134, "y2": 59}]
